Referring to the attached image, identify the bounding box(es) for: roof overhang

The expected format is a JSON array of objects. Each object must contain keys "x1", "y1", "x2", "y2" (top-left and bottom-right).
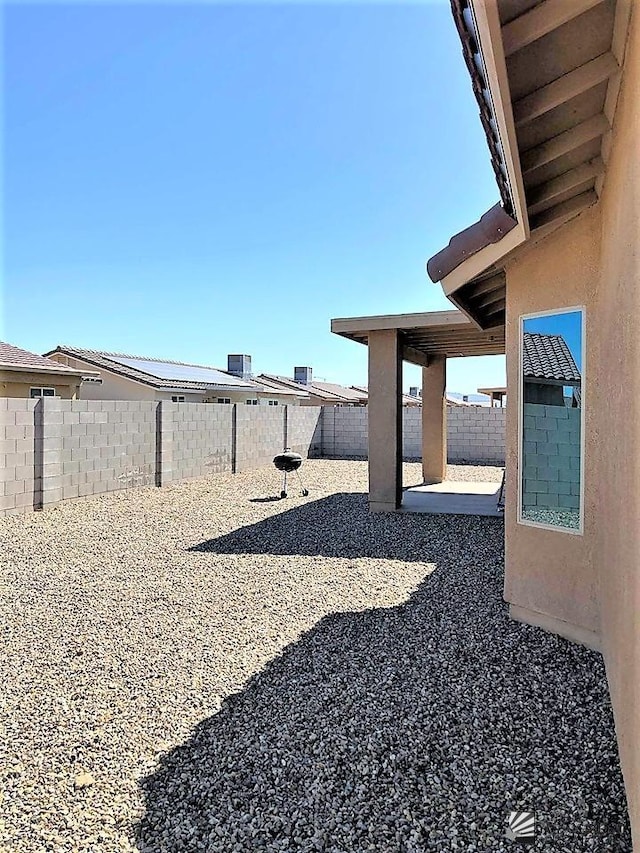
[
  {"x1": 0, "y1": 362, "x2": 98, "y2": 379},
  {"x1": 427, "y1": 0, "x2": 632, "y2": 330},
  {"x1": 331, "y1": 310, "x2": 505, "y2": 366}
]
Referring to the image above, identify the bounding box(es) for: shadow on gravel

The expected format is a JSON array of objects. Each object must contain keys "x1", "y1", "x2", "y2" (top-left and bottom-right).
[
  {"x1": 189, "y1": 493, "x2": 496, "y2": 562},
  {"x1": 140, "y1": 513, "x2": 631, "y2": 852}
]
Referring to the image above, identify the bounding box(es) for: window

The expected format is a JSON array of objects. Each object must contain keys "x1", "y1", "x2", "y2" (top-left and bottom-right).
[
  {"x1": 519, "y1": 307, "x2": 585, "y2": 534},
  {"x1": 217, "y1": 397, "x2": 231, "y2": 404},
  {"x1": 171, "y1": 395, "x2": 185, "y2": 403},
  {"x1": 30, "y1": 387, "x2": 56, "y2": 398},
  {"x1": 246, "y1": 399, "x2": 259, "y2": 405},
  {"x1": 267, "y1": 400, "x2": 279, "y2": 406}
]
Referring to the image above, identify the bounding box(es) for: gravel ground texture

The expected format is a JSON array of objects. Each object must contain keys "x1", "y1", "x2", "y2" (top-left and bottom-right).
[{"x1": 0, "y1": 460, "x2": 630, "y2": 853}]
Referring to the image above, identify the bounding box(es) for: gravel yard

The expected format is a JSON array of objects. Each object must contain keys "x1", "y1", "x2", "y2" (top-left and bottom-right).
[{"x1": 0, "y1": 460, "x2": 630, "y2": 852}]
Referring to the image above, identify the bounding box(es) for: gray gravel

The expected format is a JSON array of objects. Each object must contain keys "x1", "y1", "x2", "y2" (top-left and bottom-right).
[
  {"x1": 522, "y1": 506, "x2": 580, "y2": 530},
  {"x1": 0, "y1": 460, "x2": 630, "y2": 852}
]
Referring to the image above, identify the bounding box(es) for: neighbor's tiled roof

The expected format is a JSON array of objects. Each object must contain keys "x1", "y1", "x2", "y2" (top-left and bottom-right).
[
  {"x1": 313, "y1": 382, "x2": 366, "y2": 403},
  {"x1": 350, "y1": 385, "x2": 422, "y2": 406},
  {"x1": 258, "y1": 374, "x2": 361, "y2": 403},
  {"x1": 252, "y1": 374, "x2": 310, "y2": 399},
  {"x1": 523, "y1": 333, "x2": 581, "y2": 383},
  {"x1": 0, "y1": 341, "x2": 86, "y2": 375},
  {"x1": 44, "y1": 346, "x2": 257, "y2": 392}
]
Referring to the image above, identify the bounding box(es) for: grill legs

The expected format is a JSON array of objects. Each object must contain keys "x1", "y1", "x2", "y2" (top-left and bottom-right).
[{"x1": 280, "y1": 468, "x2": 309, "y2": 498}]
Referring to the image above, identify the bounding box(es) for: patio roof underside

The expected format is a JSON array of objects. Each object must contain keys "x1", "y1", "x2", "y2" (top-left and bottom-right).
[
  {"x1": 331, "y1": 311, "x2": 505, "y2": 367},
  {"x1": 433, "y1": 0, "x2": 629, "y2": 330}
]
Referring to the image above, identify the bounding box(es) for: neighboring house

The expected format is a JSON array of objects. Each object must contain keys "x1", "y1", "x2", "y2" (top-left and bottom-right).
[
  {"x1": 44, "y1": 347, "x2": 306, "y2": 406},
  {"x1": 258, "y1": 368, "x2": 424, "y2": 407},
  {"x1": 477, "y1": 386, "x2": 506, "y2": 407},
  {"x1": 258, "y1": 367, "x2": 369, "y2": 406},
  {"x1": 332, "y1": 1, "x2": 639, "y2": 842},
  {"x1": 350, "y1": 385, "x2": 423, "y2": 407},
  {"x1": 0, "y1": 341, "x2": 99, "y2": 399},
  {"x1": 522, "y1": 332, "x2": 581, "y2": 406}
]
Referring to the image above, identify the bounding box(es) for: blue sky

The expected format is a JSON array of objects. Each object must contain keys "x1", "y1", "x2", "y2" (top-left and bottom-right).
[{"x1": 3, "y1": 1, "x2": 505, "y2": 393}]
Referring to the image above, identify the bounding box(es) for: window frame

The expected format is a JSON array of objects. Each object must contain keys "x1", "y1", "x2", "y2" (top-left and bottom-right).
[
  {"x1": 30, "y1": 387, "x2": 56, "y2": 398},
  {"x1": 171, "y1": 395, "x2": 185, "y2": 403},
  {"x1": 217, "y1": 397, "x2": 231, "y2": 405},
  {"x1": 517, "y1": 305, "x2": 586, "y2": 537}
]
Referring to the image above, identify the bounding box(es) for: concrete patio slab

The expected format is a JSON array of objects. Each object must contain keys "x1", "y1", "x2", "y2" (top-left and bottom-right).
[{"x1": 401, "y1": 480, "x2": 503, "y2": 516}]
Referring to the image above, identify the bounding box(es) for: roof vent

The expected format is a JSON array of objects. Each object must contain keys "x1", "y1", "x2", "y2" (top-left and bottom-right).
[
  {"x1": 227, "y1": 354, "x2": 252, "y2": 380},
  {"x1": 294, "y1": 366, "x2": 312, "y2": 385}
]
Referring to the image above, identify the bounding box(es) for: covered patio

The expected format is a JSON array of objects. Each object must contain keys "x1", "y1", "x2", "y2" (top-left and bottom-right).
[{"x1": 331, "y1": 310, "x2": 505, "y2": 513}]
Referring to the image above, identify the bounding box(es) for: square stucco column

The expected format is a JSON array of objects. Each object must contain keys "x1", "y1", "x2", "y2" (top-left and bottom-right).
[
  {"x1": 421, "y1": 357, "x2": 446, "y2": 484},
  {"x1": 368, "y1": 330, "x2": 402, "y2": 512}
]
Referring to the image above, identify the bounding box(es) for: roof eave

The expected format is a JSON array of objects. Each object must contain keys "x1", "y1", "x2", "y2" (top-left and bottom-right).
[{"x1": 428, "y1": 0, "x2": 530, "y2": 307}]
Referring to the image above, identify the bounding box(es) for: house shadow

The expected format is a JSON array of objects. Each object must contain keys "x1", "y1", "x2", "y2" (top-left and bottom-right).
[
  {"x1": 188, "y1": 493, "x2": 502, "y2": 562},
  {"x1": 139, "y1": 512, "x2": 630, "y2": 851}
]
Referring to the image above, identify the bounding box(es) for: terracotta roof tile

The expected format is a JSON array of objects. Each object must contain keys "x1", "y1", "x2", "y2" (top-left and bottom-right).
[
  {"x1": 523, "y1": 333, "x2": 581, "y2": 383},
  {"x1": 0, "y1": 341, "x2": 84, "y2": 374}
]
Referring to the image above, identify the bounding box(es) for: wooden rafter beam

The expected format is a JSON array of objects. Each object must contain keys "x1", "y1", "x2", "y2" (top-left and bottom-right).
[
  {"x1": 521, "y1": 114, "x2": 610, "y2": 174},
  {"x1": 472, "y1": 287, "x2": 506, "y2": 312},
  {"x1": 401, "y1": 343, "x2": 430, "y2": 369},
  {"x1": 465, "y1": 273, "x2": 505, "y2": 300},
  {"x1": 513, "y1": 52, "x2": 619, "y2": 127},
  {"x1": 528, "y1": 157, "x2": 605, "y2": 215},
  {"x1": 530, "y1": 189, "x2": 597, "y2": 231},
  {"x1": 483, "y1": 299, "x2": 506, "y2": 317},
  {"x1": 502, "y1": 0, "x2": 605, "y2": 57}
]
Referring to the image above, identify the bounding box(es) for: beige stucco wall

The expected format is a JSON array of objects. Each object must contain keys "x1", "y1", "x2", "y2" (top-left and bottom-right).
[
  {"x1": 593, "y1": 7, "x2": 640, "y2": 845},
  {"x1": 504, "y1": 206, "x2": 601, "y2": 640},
  {"x1": 505, "y1": 12, "x2": 640, "y2": 844},
  {"x1": 0, "y1": 370, "x2": 81, "y2": 399}
]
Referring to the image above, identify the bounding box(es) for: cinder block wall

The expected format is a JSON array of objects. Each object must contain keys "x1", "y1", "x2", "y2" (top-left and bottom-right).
[
  {"x1": 447, "y1": 406, "x2": 506, "y2": 464},
  {"x1": 168, "y1": 402, "x2": 234, "y2": 482},
  {"x1": 403, "y1": 408, "x2": 422, "y2": 458},
  {"x1": 1, "y1": 399, "x2": 505, "y2": 517},
  {"x1": 320, "y1": 405, "x2": 506, "y2": 464},
  {"x1": 0, "y1": 398, "x2": 38, "y2": 516},
  {"x1": 287, "y1": 407, "x2": 322, "y2": 458},
  {"x1": 321, "y1": 406, "x2": 369, "y2": 458},
  {"x1": 235, "y1": 406, "x2": 286, "y2": 473},
  {"x1": 522, "y1": 403, "x2": 580, "y2": 509},
  {"x1": 60, "y1": 400, "x2": 157, "y2": 500}
]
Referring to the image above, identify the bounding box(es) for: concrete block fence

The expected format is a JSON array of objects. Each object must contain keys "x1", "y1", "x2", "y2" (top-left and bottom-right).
[
  {"x1": 447, "y1": 405, "x2": 505, "y2": 464},
  {"x1": 522, "y1": 403, "x2": 580, "y2": 510},
  {"x1": 0, "y1": 399, "x2": 323, "y2": 517},
  {"x1": 0, "y1": 398, "x2": 503, "y2": 516},
  {"x1": 320, "y1": 405, "x2": 505, "y2": 464}
]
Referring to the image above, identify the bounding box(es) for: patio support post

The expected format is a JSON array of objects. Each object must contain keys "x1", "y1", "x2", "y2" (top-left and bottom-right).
[
  {"x1": 421, "y1": 356, "x2": 447, "y2": 484},
  {"x1": 368, "y1": 329, "x2": 402, "y2": 512}
]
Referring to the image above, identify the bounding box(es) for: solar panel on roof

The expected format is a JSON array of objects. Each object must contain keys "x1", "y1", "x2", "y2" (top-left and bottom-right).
[{"x1": 104, "y1": 356, "x2": 254, "y2": 387}]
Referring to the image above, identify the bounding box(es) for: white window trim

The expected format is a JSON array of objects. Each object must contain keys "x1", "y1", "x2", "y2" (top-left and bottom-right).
[
  {"x1": 171, "y1": 395, "x2": 185, "y2": 403},
  {"x1": 217, "y1": 397, "x2": 231, "y2": 404},
  {"x1": 517, "y1": 305, "x2": 586, "y2": 537},
  {"x1": 30, "y1": 387, "x2": 56, "y2": 398}
]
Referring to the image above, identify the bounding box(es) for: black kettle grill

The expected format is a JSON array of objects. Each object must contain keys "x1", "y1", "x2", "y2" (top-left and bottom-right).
[{"x1": 273, "y1": 449, "x2": 309, "y2": 498}]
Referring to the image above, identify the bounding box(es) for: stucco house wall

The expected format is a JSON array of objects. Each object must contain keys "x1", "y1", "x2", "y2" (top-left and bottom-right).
[
  {"x1": 593, "y1": 6, "x2": 640, "y2": 842},
  {"x1": 505, "y1": 11, "x2": 639, "y2": 841},
  {"x1": 504, "y1": 206, "x2": 601, "y2": 644},
  {"x1": 0, "y1": 370, "x2": 82, "y2": 399}
]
